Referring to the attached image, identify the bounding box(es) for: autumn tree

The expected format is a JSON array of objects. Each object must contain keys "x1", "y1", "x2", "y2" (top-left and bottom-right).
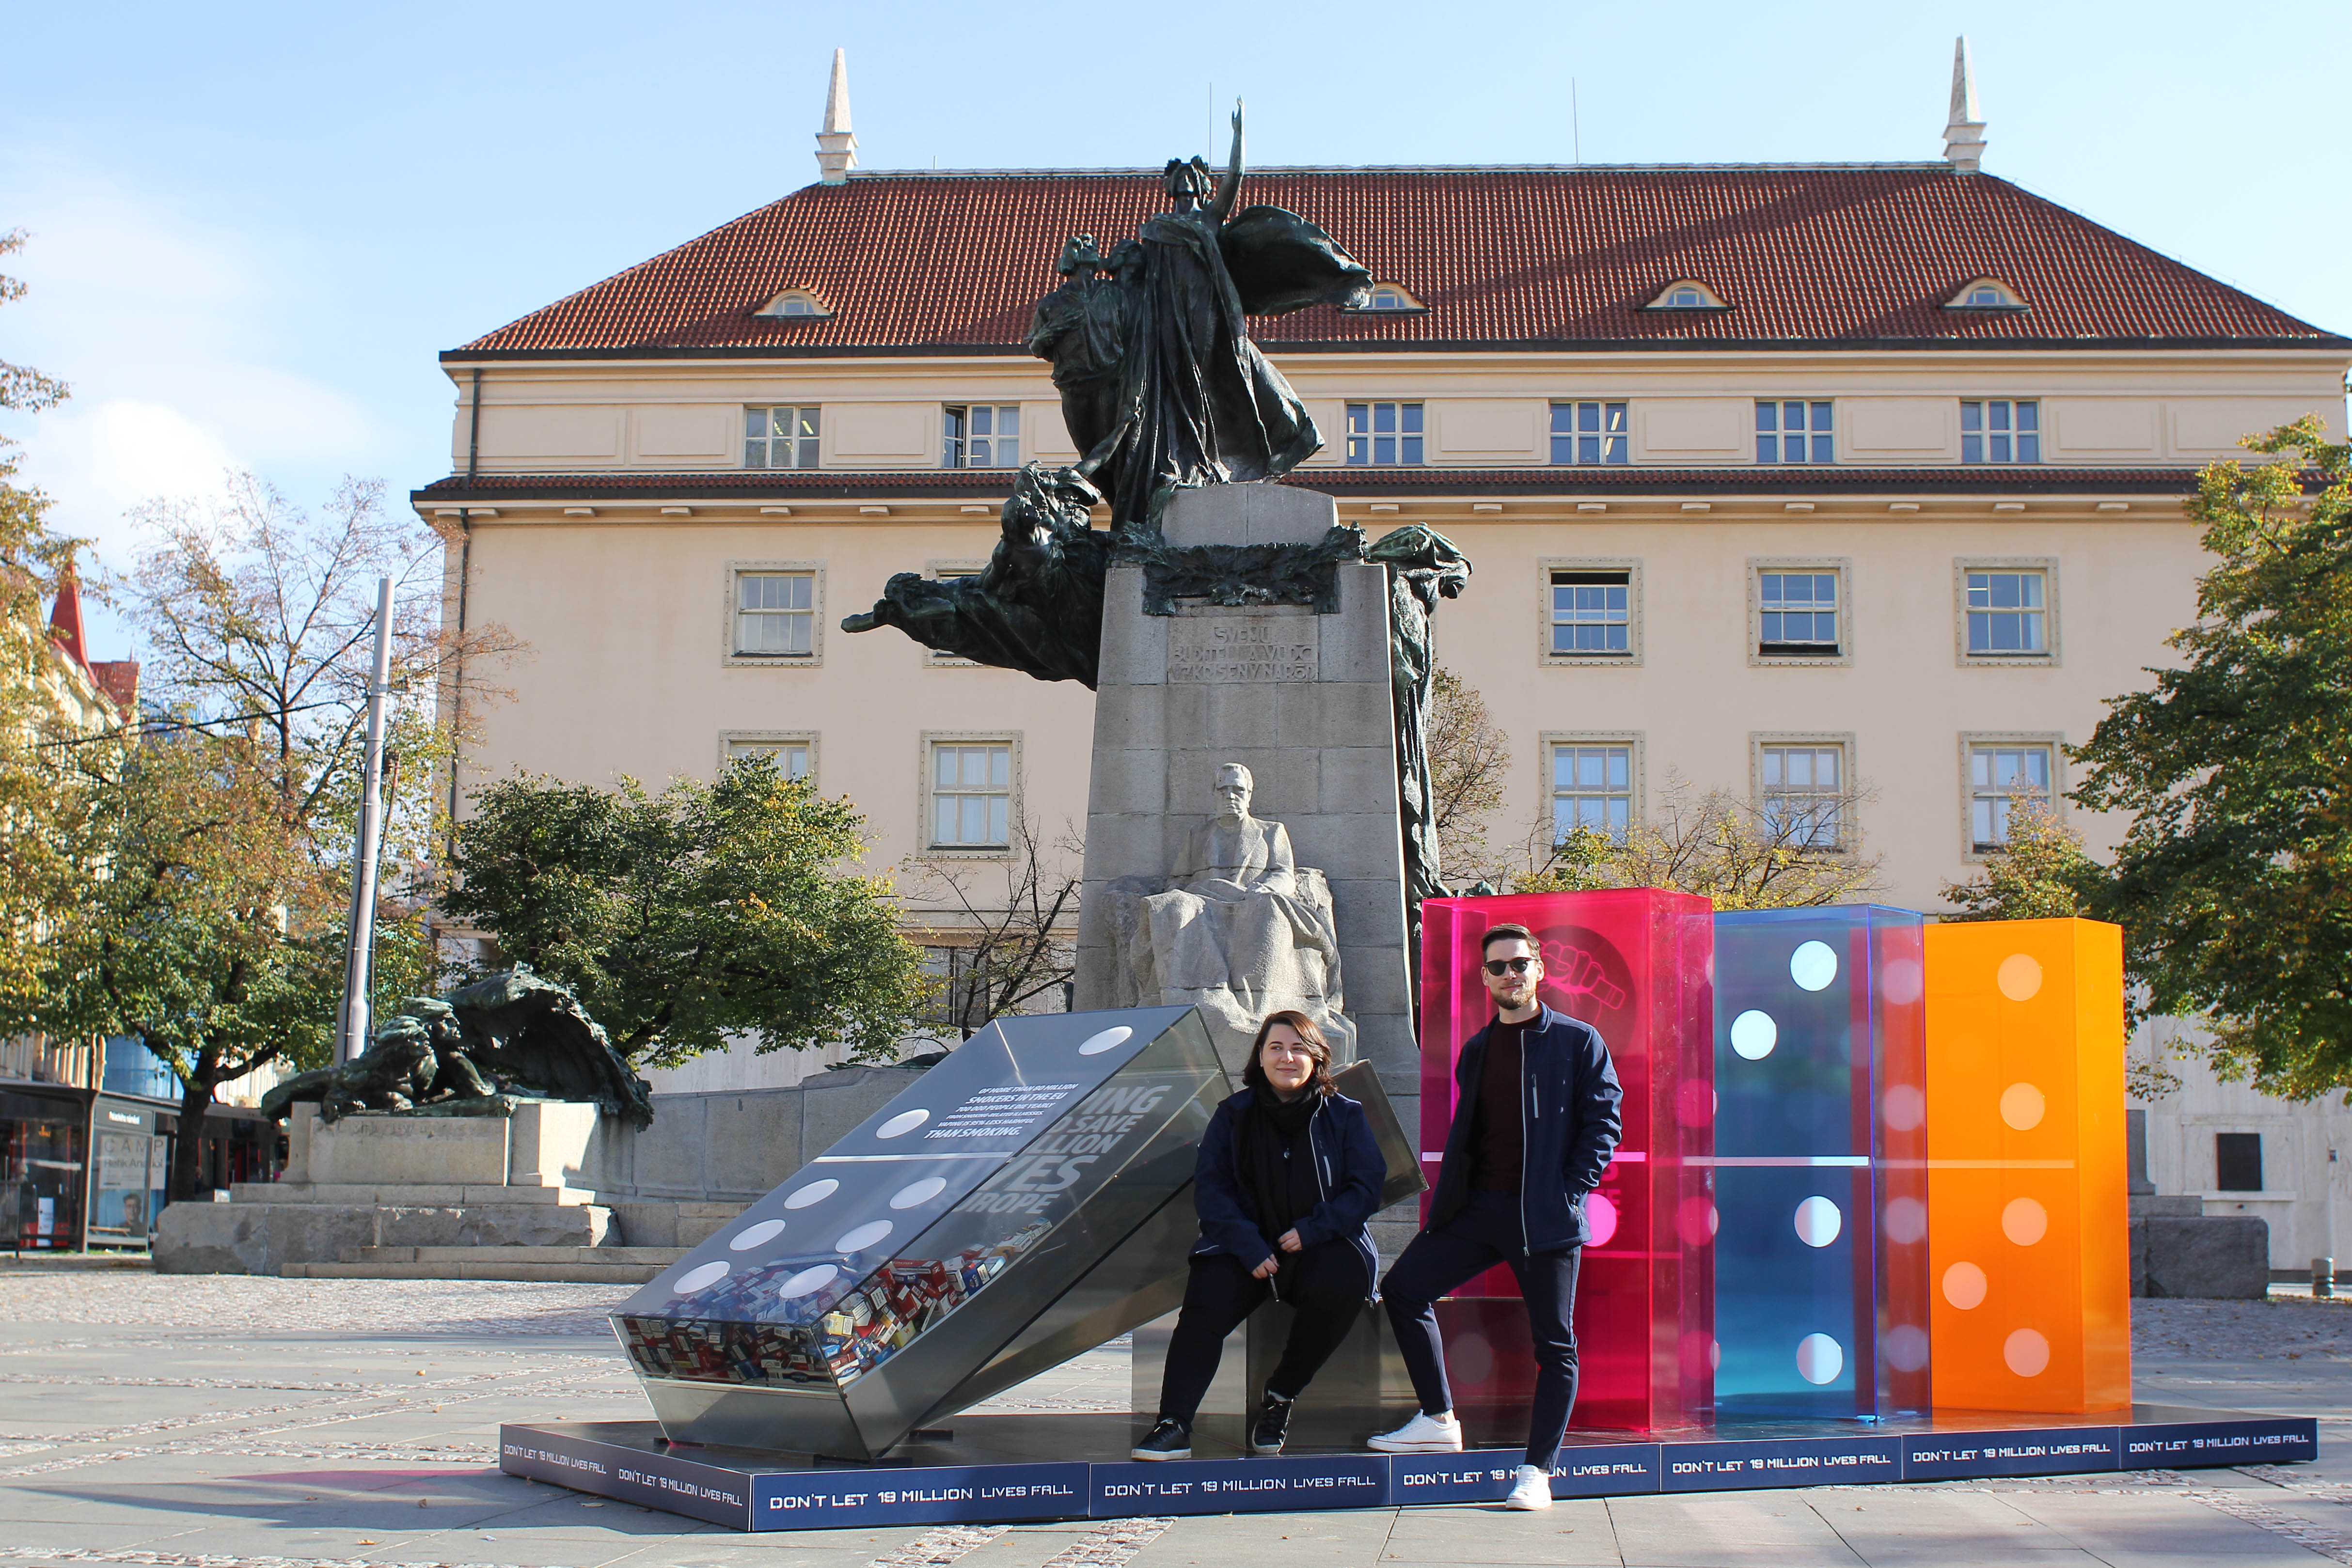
[
  {"x1": 29, "y1": 730, "x2": 343, "y2": 1197},
  {"x1": 1939, "y1": 795, "x2": 2099, "y2": 922},
  {"x1": 0, "y1": 228, "x2": 79, "y2": 1011},
  {"x1": 1513, "y1": 771, "x2": 1884, "y2": 909},
  {"x1": 441, "y1": 755, "x2": 927, "y2": 1067},
  {"x1": 2073, "y1": 416, "x2": 2352, "y2": 1099},
  {"x1": 1425, "y1": 666, "x2": 1511, "y2": 887},
  {"x1": 904, "y1": 808, "x2": 1081, "y2": 1040},
  {"x1": 2, "y1": 473, "x2": 513, "y2": 1183}
]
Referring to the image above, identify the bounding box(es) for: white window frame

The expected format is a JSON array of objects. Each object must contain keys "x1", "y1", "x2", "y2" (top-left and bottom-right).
[
  {"x1": 942, "y1": 404, "x2": 1022, "y2": 469},
  {"x1": 1958, "y1": 732, "x2": 2065, "y2": 862},
  {"x1": 923, "y1": 560, "x2": 988, "y2": 667},
  {"x1": 723, "y1": 562, "x2": 825, "y2": 667},
  {"x1": 1541, "y1": 731, "x2": 1643, "y2": 845},
  {"x1": 1955, "y1": 557, "x2": 2061, "y2": 667},
  {"x1": 920, "y1": 731, "x2": 1021, "y2": 859},
  {"x1": 1751, "y1": 732, "x2": 1857, "y2": 853},
  {"x1": 1549, "y1": 401, "x2": 1630, "y2": 466},
  {"x1": 1539, "y1": 558, "x2": 1643, "y2": 667},
  {"x1": 1344, "y1": 401, "x2": 1426, "y2": 466},
  {"x1": 719, "y1": 731, "x2": 818, "y2": 784},
  {"x1": 1755, "y1": 399, "x2": 1836, "y2": 464},
  {"x1": 743, "y1": 405, "x2": 822, "y2": 470},
  {"x1": 1960, "y1": 399, "x2": 2041, "y2": 465},
  {"x1": 1748, "y1": 557, "x2": 1853, "y2": 667}
]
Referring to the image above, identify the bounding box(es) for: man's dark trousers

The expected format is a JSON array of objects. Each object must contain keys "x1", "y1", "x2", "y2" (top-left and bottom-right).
[{"x1": 1381, "y1": 1190, "x2": 1584, "y2": 1469}]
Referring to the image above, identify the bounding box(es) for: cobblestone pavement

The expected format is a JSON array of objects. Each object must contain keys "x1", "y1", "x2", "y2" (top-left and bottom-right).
[{"x1": 2, "y1": 1266, "x2": 2349, "y2": 1568}]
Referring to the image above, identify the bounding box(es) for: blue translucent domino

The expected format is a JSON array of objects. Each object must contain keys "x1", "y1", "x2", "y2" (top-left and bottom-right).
[{"x1": 1712, "y1": 907, "x2": 1930, "y2": 1420}]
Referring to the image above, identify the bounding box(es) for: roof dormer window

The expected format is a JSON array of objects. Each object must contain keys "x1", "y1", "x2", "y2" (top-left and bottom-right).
[
  {"x1": 1945, "y1": 277, "x2": 2028, "y2": 313},
  {"x1": 1347, "y1": 282, "x2": 1425, "y2": 313},
  {"x1": 1643, "y1": 280, "x2": 1729, "y2": 312},
  {"x1": 754, "y1": 287, "x2": 833, "y2": 319}
]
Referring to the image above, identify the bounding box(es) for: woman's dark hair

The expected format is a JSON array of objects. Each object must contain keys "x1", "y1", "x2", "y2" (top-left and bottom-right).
[{"x1": 1244, "y1": 1009, "x2": 1337, "y2": 1097}]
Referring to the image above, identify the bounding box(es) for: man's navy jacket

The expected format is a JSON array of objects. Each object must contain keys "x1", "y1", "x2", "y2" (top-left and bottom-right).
[{"x1": 1426, "y1": 1003, "x2": 1625, "y2": 1252}]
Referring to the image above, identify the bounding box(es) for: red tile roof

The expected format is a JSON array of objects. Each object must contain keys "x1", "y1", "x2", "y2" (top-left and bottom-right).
[{"x1": 450, "y1": 166, "x2": 2338, "y2": 358}]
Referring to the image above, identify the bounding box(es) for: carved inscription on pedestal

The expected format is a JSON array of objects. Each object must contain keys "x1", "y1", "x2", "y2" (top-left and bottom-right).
[{"x1": 1168, "y1": 615, "x2": 1318, "y2": 684}]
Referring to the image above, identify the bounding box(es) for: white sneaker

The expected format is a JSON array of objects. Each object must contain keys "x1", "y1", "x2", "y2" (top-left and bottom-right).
[
  {"x1": 1367, "y1": 1410, "x2": 1463, "y2": 1453},
  {"x1": 1504, "y1": 1463, "x2": 1553, "y2": 1510}
]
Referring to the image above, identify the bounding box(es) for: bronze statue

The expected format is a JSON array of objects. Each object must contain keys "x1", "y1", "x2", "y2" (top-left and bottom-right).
[
  {"x1": 840, "y1": 463, "x2": 1111, "y2": 684},
  {"x1": 261, "y1": 969, "x2": 654, "y2": 1129},
  {"x1": 1029, "y1": 102, "x2": 1373, "y2": 533}
]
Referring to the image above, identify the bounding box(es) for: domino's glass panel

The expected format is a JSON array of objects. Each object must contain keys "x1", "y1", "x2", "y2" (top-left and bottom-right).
[
  {"x1": 1420, "y1": 889, "x2": 1716, "y2": 1434},
  {"x1": 611, "y1": 1006, "x2": 1224, "y2": 1455},
  {"x1": 1713, "y1": 908, "x2": 1929, "y2": 1420}
]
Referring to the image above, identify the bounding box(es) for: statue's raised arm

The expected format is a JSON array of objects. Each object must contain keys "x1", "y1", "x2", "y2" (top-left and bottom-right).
[{"x1": 1205, "y1": 99, "x2": 1244, "y2": 227}]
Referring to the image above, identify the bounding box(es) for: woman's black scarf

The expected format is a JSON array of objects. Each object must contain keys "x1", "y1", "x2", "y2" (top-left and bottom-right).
[{"x1": 1237, "y1": 1083, "x2": 1322, "y2": 1254}]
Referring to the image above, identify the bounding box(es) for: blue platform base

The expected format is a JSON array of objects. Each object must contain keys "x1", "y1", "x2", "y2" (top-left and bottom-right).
[{"x1": 498, "y1": 1407, "x2": 2314, "y2": 1532}]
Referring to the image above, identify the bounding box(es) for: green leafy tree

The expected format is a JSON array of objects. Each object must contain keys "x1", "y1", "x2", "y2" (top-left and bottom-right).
[
  {"x1": 441, "y1": 755, "x2": 926, "y2": 1067},
  {"x1": 28, "y1": 731, "x2": 343, "y2": 1197},
  {"x1": 1940, "y1": 795, "x2": 2099, "y2": 922},
  {"x1": 2073, "y1": 416, "x2": 2352, "y2": 1100}
]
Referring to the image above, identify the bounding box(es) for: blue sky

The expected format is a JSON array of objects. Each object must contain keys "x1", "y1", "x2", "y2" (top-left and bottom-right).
[{"x1": 4, "y1": 1, "x2": 2347, "y2": 656}]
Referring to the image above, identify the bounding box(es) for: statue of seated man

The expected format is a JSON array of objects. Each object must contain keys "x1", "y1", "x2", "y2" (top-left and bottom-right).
[{"x1": 1126, "y1": 762, "x2": 1350, "y2": 1066}]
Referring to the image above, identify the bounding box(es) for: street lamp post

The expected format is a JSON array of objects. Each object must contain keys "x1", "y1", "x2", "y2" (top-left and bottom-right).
[{"x1": 335, "y1": 577, "x2": 396, "y2": 1065}]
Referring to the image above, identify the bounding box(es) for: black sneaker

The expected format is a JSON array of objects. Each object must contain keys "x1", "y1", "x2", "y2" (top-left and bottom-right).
[
  {"x1": 1131, "y1": 1417, "x2": 1191, "y2": 1461},
  {"x1": 1250, "y1": 1392, "x2": 1295, "y2": 1455}
]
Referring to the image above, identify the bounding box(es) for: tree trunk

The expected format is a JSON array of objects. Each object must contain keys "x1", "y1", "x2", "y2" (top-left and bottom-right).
[{"x1": 168, "y1": 1066, "x2": 218, "y2": 1203}]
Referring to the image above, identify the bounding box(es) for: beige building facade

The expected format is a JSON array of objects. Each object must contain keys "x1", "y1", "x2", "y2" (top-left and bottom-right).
[{"x1": 420, "y1": 60, "x2": 2349, "y2": 1264}]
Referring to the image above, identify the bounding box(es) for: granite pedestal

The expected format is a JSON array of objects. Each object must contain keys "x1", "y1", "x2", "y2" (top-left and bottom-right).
[{"x1": 1073, "y1": 483, "x2": 1416, "y2": 1149}]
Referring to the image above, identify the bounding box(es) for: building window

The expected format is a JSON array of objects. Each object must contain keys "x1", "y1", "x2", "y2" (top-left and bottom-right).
[
  {"x1": 930, "y1": 739, "x2": 1012, "y2": 850},
  {"x1": 943, "y1": 405, "x2": 1020, "y2": 468},
  {"x1": 925, "y1": 564, "x2": 984, "y2": 666},
  {"x1": 1962, "y1": 400, "x2": 2040, "y2": 464},
  {"x1": 1966, "y1": 569, "x2": 2049, "y2": 655},
  {"x1": 1946, "y1": 278, "x2": 2027, "y2": 312},
  {"x1": 921, "y1": 945, "x2": 993, "y2": 1033},
  {"x1": 1759, "y1": 742, "x2": 1847, "y2": 850},
  {"x1": 754, "y1": 288, "x2": 832, "y2": 318},
  {"x1": 1550, "y1": 741, "x2": 1634, "y2": 843},
  {"x1": 1345, "y1": 402, "x2": 1424, "y2": 466},
  {"x1": 1550, "y1": 569, "x2": 1631, "y2": 656},
  {"x1": 1645, "y1": 279, "x2": 1728, "y2": 311},
  {"x1": 1759, "y1": 570, "x2": 1840, "y2": 656},
  {"x1": 744, "y1": 406, "x2": 821, "y2": 470},
  {"x1": 2215, "y1": 1132, "x2": 2263, "y2": 1193},
  {"x1": 1756, "y1": 400, "x2": 1834, "y2": 464},
  {"x1": 723, "y1": 735, "x2": 813, "y2": 780},
  {"x1": 1550, "y1": 402, "x2": 1628, "y2": 465},
  {"x1": 1351, "y1": 283, "x2": 1423, "y2": 312},
  {"x1": 733, "y1": 570, "x2": 816, "y2": 657},
  {"x1": 1967, "y1": 740, "x2": 2054, "y2": 852}
]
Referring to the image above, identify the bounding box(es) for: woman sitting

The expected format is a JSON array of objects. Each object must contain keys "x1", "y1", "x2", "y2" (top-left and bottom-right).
[{"x1": 1132, "y1": 1009, "x2": 1386, "y2": 1459}]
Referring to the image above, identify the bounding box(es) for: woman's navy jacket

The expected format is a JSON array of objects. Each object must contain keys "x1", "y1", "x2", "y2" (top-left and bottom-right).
[
  {"x1": 1188, "y1": 1087, "x2": 1384, "y2": 1292},
  {"x1": 1426, "y1": 1004, "x2": 1624, "y2": 1252}
]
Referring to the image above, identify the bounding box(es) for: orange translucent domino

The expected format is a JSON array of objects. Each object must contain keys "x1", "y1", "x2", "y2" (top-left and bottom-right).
[{"x1": 1924, "y1": 918, "x2": 2131, "y2": 1413}]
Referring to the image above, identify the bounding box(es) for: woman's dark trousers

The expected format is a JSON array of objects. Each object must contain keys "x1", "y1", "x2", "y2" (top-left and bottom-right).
[{"x1": 1155, "y1": 1240, "x2": 1367, "y2": 1424}]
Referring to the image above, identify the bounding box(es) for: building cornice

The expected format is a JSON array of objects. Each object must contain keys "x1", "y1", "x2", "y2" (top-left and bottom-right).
[
  {"x1": 440, "y1": 334, "x2": 2352, "y2": 367},
  {"x1": 411, "y1": 465, "x2": 2238, "y2": 516}
]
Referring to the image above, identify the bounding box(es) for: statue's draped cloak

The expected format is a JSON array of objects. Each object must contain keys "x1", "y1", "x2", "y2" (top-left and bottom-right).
[{"x1": 1049, "y1": 204, "x2": 1370, "y2": 533}]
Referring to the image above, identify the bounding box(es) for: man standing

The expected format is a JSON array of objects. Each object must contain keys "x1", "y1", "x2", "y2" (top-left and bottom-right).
[{"x1": 1369, "y1": 922, "x2": 1623, "y2": 1512}]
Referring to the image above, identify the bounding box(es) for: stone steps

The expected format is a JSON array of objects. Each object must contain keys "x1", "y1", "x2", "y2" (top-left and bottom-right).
[{"x1": 284, "y1": 1242, "x2": 689, "y2": 1283}]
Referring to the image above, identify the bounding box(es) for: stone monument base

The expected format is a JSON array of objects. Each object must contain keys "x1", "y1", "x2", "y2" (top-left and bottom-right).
[{"x1": 155, "y1": 1099, "x2": 638, "y2": 1278}]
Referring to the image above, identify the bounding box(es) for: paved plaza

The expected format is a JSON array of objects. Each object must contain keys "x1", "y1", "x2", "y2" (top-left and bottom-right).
[{"x1": 2, "y1": 1263, "x2": 2350, "y2": 1568}]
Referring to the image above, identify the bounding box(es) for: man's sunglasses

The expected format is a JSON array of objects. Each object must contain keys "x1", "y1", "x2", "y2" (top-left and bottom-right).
[{"x1": 1484, "y1": 956, "x2": 1538, "y2": 976}]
